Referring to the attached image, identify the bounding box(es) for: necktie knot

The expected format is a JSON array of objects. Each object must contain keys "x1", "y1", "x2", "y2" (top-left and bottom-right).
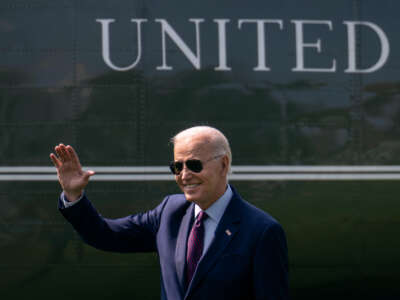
[{"x1": 195, "y1": 211, "x2": 207, "y2": 226}]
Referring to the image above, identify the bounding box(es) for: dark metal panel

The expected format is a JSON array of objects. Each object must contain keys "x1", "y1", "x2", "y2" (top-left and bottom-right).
[{"x1": 1, "y1": 1, "x2": 400, "y2": 299}]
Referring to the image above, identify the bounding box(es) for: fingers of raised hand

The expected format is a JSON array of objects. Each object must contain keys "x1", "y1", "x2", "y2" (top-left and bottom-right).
[
  {"x1": 50, "y1": 143, "x2": 67, "y2": 168},
  {"x1": 49, "y1": 152, "x2": 62, "y2": 168},
  {"x1": 52, "y1": 143, "x2": 75, "y2": 167},
  {"x1": 55, "y1": 144, "x2": 73, "y2": 162},
  {"x1": 60, "y1": 144, "x2": 70, "y2": 161},
  {"x1": 54, "y1": 144, "x2": 63, "y2": 161},
  {"x1": 66, "y1": 145, "x2": 81, "y2": 166}
]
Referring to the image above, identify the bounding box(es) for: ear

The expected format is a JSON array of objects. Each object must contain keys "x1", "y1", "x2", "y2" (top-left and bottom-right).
[{"x1": 220, "y1": 155, "x2": 230, "y2": 176}]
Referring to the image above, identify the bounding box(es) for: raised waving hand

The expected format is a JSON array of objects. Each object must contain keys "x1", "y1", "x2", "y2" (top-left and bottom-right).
[{"x1": 50, "y1": 144, "x2": 95, "y2": 202}]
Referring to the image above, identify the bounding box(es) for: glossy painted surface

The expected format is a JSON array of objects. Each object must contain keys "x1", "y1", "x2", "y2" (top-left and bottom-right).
[{"x1": 1, "y1": 1, "x2": 400, "y2": 299}]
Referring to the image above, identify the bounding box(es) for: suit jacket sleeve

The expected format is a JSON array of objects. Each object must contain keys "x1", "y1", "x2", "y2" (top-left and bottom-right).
[
  {"x1": 253, "y1": 222, "x2": 289, "y2": 300},
  {"x1": 58, "y1": 193, "x2": 168, "y2": 253}
]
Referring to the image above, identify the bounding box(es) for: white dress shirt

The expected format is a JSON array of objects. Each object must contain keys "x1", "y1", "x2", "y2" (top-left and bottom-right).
[{"x1": 61, "y1": 191, "x2": 83, "y2": 208}]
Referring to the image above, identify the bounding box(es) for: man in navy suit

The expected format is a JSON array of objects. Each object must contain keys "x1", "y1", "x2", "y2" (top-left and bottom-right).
[{"x1": 50, "y1": 126, "x2": 289, "y2": 300}]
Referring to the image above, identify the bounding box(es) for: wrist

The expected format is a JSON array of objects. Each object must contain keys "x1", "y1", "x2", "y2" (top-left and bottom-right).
[{"x1": 64, "y1": 190, "x2": 83, "y2": 202}]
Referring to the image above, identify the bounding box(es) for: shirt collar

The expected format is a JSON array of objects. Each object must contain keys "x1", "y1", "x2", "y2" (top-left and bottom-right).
[{"x1": 194, "y1": 184, "x2": 233, "y2": 223}]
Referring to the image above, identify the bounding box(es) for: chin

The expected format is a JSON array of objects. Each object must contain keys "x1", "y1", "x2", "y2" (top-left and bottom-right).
[
  {"x1": 182, "y1": 188, "x2": 199, "y2": 200},
  {"x1": 184, "y1": 192, "x2": 204, "y2": 205},
  {"x1": 184, "y1": 194, "x2": 197, "y2": 202}
]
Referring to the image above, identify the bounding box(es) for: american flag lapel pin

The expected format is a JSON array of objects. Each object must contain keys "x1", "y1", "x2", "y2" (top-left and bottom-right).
[{"x1": 225, "y1": 229, "x2": 232, "y2": 236}]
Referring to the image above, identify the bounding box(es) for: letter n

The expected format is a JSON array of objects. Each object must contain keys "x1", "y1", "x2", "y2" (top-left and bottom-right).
[{"x1": 155, "y1": 19, "x2": 204, "y2": 70}]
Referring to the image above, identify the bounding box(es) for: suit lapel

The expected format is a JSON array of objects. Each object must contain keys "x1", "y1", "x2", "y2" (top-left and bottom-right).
[
  {"x1": 185, "y1": 193, "x2": 242, "y2": 298},
  {"x1": 175, "y1": 202, "x2": 194, "y2": 293}
]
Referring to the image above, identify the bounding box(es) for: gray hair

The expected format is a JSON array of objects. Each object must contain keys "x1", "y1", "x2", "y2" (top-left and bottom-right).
[{"x1": 171, "y1": 126, "x2": 232, "y2": 171}]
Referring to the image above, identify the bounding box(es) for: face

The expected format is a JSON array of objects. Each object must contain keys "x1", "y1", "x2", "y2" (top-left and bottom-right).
[{"x1": 173, "y1": 134, "x2": 229, "y2": 210}]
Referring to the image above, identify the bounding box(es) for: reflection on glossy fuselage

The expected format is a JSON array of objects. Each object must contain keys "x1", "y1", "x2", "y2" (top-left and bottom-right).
[{"x1": 1, "y1": 1, "x2": 400, "y2": 299}]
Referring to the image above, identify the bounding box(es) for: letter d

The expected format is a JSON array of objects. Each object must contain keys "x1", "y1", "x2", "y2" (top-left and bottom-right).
[{"x1": 344, "y1": 21, "x2": 390, "y2": 73}]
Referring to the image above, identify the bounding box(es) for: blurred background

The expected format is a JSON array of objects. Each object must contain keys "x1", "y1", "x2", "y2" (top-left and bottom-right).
[{"x1": 1, "y1": 0, "x2": 399, "y2": 299}]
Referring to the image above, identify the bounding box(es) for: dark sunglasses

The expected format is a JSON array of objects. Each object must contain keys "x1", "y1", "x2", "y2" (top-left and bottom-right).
[{"x1": 169, "y1": 155, "x2": 224, "y2": 175}]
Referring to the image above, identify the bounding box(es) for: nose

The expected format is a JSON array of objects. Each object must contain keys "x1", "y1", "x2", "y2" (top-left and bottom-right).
[{"x1": 180, "y1": 164, "x2": 193, "y2": 180}]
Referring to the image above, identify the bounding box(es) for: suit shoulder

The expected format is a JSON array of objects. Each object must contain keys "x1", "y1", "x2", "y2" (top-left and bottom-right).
[
  {"x1": 161, "y1": 193, "x2": 189, "y2": 211},
  {"x1": 163, "y1": 193, "x2": 186, "y2": 203},
  {"x1": 240, "y1": 198, "x2": 282, "y2": 229},
  {"x1": 230, "y1": 186, "x2": 281, "y2": 229}
]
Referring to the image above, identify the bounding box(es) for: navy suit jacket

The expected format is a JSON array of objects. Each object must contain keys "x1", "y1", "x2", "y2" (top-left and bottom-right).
[{"x1": 59, "y1": 186, "x2": 289, "y2": 300}]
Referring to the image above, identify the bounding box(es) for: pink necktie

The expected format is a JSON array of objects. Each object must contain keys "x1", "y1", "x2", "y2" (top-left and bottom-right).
[{"x1": 186, "y1": 211, "x2": 207, "y2": 285}]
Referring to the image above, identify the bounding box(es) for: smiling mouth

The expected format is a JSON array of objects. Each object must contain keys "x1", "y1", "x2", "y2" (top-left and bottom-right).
[{"x1": 184, "y1": 184, "x2": 200, "y2": 190}]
